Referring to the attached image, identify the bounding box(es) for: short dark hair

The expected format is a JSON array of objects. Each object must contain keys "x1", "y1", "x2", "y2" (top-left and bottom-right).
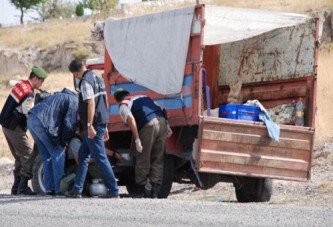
[
  {"x1": 114, "y1": 89, "x2": 130, "y2": 102},
  {"x1": 29, "y1": 72, "x2": 36, "y2": 79},
  {"x1": 115, "y1": 92, "x2": 129, "y2": 102},
  {"x1": 68, "y1": 59, "x2": 83, "y2": 72}
]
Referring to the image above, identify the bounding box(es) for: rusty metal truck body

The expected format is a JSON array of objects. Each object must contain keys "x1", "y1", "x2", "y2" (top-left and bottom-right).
[{"x1": 98, "y1": 4, "x2": 319, "y2": 202}]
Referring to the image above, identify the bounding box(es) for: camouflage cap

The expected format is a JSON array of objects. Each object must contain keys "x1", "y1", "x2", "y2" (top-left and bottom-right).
[{"x1": 32, "y1": 66, "x2": 48, "y2": 79}]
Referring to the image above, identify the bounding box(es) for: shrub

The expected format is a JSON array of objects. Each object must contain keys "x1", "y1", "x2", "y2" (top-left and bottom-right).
[
  {"x1": 72, "y1": 45, "x2": 90, "y2": 61},
  {"x1": 76, "y1": 4, "x2": 84, "y2": 17}
]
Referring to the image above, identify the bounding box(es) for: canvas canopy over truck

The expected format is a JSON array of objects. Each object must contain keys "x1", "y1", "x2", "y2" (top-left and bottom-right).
[{"x1": 32, "y1": 4, "x2": 319, "y2": 202}]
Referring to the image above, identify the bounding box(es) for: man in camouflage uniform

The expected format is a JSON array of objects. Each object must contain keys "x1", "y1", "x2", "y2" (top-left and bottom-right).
[{"x1": 0, "y1": 66, "x2": 48, "y2": 195}]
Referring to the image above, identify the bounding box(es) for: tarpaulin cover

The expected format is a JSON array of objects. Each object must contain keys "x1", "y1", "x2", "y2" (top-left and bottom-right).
[
  {"x1": 104, "y1": 6, "x2": 194, "y2": 95},
  {"x1": 204, "y1": 6, "x2": 310, "y2": 45},
  {"x1": 104, "y1": 6, "x2": 310, "y2": 95}
]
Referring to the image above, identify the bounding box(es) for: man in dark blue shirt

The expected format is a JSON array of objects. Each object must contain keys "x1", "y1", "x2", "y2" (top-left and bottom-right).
[
  {"x1": 114, "y1": 88, "x2": 172, "y2": 198},
  {"x1": 28, "y1": 88, "x2": 78, "y2": 195}
]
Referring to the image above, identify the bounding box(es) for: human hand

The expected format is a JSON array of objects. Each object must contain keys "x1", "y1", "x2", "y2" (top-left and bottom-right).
[
  {"x1": 166, "y1": 124, "x2": 173, "y2": 138},
  {"x1": 88, "y1": 125, "x2": 96, "y2": 139},
  {"x1": 135, "y1": 138, "x2": 143, "y2": 152},
  {"x1": 106, "y1": 148, "x2": 124, "y2": 162},
  {"x1": 114, "y1": 152, "x2": 124, "y2": 162},
  {"x1": 103, "y1": 128, "x2": 109, "y2": 141}
]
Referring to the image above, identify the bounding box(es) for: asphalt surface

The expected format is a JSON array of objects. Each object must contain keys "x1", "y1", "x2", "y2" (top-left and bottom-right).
[{"x1": 0, "y1": 194, "x2": 333, "y2": 227}]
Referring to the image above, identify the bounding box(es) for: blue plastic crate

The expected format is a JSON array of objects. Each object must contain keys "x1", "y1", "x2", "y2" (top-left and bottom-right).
[
  {"x1": 237, "y1": 105, "x2": 261, "y2": 122},
  {"x1": 218, "y1": 104, "x2": 261, "y2": 122},
  {"x1": 218, "y1": 104, "x2": 239, "y2": 119}
]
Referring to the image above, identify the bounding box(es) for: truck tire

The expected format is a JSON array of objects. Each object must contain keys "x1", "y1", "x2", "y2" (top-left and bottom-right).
[
  {"x1": 235, "y1": 177, "x2": 272, "y2": 202},
  {"x1": 32, "y1": 148, "x2": 78, "y2": 195},
  {"x1": 32, "y1": 153, "x2": 46, "y2": 194},
  {"x1": 158, "y1": 154, "x2": 175, "y2": 199}
]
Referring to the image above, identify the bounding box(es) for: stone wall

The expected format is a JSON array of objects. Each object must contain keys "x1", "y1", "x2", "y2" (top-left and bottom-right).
[{"x1": 0, "y1": 49, "x2": 31, "y2": 77}]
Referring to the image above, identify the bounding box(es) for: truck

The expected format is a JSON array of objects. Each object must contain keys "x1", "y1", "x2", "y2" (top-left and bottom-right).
[{"x1": 32, "y1": 4, "x2": 319, "y2": 202}]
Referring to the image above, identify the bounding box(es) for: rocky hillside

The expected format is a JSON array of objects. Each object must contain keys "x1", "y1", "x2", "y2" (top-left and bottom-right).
[{"x1": 0, "y1": 41, "x2": 104, "y2": 77}]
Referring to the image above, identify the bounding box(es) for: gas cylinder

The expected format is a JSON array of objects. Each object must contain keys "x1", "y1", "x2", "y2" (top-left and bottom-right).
[{"x1": 89, "y1": 179, "x2": 107, "y2": 197}]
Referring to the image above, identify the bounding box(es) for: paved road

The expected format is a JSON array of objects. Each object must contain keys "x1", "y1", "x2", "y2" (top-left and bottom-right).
[{"x1": 0, "y1": 195, "x2": 332, "y2": 226}]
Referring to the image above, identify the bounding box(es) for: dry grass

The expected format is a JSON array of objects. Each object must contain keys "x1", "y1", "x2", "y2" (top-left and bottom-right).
[
  {"x1": 1, "y1": 1, "x2": 332, "y2": 50},
  {"x1": 0, "y1": 18, "x2": 93, "y2": 50},
  {"x1": 41, "y1": 72, "x2": 75, "y2": 92}
]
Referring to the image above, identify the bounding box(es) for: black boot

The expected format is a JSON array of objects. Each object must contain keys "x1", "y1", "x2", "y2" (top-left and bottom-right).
[
  {"x1": 17, "y1": 176, "x2": 37, "y2": 195},
  {"x1": 144, "y1": 179, "x2": 152, "y2": 198},
  {"x1": 131, "y1": 185, "x2": 146, "y2": 198},
  {"x1": 151, "y1": 183, "x2": 161, "y2": 199},
  {"x1": 11, "y1": 175, "x2": 21, "y2": 195}
]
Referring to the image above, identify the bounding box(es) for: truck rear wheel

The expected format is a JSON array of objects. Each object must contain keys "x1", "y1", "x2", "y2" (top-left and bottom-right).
[
  {"x1": 32, "y1": 147, "x2": 78, "y2": 195},
  {"x1": 32, "y1": 153, "x2": 46, "y2": 194},
  {"x1": 158, "y1": 154, "x2": 175, "y2": 198},
  {"x1": 235, "y1": 177, "x2": 272, "y2": 202}
]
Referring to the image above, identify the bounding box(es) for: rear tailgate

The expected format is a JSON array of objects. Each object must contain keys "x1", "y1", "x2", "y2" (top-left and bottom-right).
[{"x1": 196, "y1": 116, "x2": 314, "y2": 181}]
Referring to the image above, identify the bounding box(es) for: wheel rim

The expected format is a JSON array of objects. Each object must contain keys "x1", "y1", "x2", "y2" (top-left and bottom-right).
[{"x1": 37, "y1": 164, "x2": 46, "y2": 193}]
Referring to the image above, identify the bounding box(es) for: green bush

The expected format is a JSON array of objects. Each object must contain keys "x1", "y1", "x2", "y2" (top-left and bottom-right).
[{"x1": 75, "y1": 4, "x2": 84, "y2": 17}]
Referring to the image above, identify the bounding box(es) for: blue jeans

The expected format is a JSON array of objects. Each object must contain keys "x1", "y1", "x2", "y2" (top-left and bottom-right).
[
  {"x1": 72, "y1": 124, "x2": 119, "y2": 196},
  {"x1": 27, "y1": 114, "x2": 65, "y2": 193}
]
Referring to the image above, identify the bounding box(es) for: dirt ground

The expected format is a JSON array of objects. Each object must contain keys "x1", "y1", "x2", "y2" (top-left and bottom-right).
[
  {"x1": 314, "y1": 49, "x2": 333, "y2": 146},
  {"x1": 1, "y1": 142, "x2": 332, "y2": 205},
  {"x1": 167, "y1": 143, "x2": 333, "y2": 205}
]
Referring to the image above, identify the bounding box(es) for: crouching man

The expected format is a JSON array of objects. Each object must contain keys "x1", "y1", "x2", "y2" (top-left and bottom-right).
[
  {"x1": 27, "y1": 88, "x2": 78, "y2": 195},
  {"x1": 114, "y1": 88, "x2": 172, "y2": 198}
]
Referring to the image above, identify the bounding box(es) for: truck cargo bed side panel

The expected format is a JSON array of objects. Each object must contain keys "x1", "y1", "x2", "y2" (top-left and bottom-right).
[
  {"x1": 197, "y1": 116, "x2": 314, "y2": 181},
  {"x1": 218, "y1": 19, "x2": 317, "y2": 86}
]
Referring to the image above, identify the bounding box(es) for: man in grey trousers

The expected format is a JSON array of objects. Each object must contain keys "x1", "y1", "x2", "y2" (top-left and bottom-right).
[{"x1": 114, "y1": 88, "x2": 172, "y2": 198}]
